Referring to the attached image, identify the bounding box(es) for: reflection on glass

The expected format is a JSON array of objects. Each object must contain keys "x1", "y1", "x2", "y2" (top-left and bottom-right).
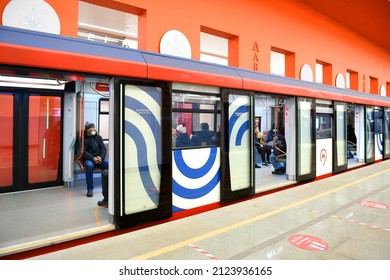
[
  {"x1": 99, "y1": 114, "x2": 109, "y2": 140},
  {"x1": 336, "y1": 104, "x2": 347, "y2": 166},
  {"x1": 0, "y1": 94, "x2": 13, "y2": 187},
  {"x1": 385, "y1": 108, "x2": 390, "y2": 157},
  {"x1": 28, "y1": 96, "x2": 61, "y2": 184},
  {"x1": 298, "y1": 100, "x2": 313, "y2": 176},
  {"x1": 366, "y1": 106, "x2": 375, "y2": 160},
  {"x1": 229, "y1": 94, "x2": 250, "y2": 191},
  {"x1": 123, "y1": 85, "x2": 161, "y2": 214}
]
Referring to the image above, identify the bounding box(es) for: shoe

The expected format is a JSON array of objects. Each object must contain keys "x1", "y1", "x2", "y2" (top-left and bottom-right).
[
  {"x1": 266, "y1": 161, "x2": 271, "y2": 165},
  {"x1": 262, "y1": 162, "x2": 269, "y2": 166},
  {"x1": 255, "y1": 164, "x2": 261, "y2": 168},
  {"x1": 274, "y1": 168, "x2": 285, "y2": 175},
  {"x1": 86, "y1": 190, "x2": 93, "y2": 197},
  {"x1": 97, "y1": 200, "x2": 108, "y2": 208}
]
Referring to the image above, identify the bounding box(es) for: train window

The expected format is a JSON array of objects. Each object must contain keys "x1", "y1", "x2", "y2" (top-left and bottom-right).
[
  {"x1": 316, "y1": 114, "x2": 333, "y2": 139},
  {"x1": 0, "y1": 94, "x2": 13, "y2": 187},
  {"x1": 172, "y1": 91, "x2": 221, "y2": 149},
  {"x1": 316, "y1": 100, "x2": 333, "y2": 138},
  {"x1": 99, "y1": 99, "x2": 109, "y2": 140}
]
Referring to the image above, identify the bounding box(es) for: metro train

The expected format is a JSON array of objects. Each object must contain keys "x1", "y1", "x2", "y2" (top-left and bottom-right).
[{"x1": 1, "y1": 26, "x2": 390, "y2": 255}]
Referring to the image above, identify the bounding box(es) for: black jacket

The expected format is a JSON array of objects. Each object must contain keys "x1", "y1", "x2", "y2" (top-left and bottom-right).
[
  {"x1": 83, "y1": 132, "x2": 107, "y2": 162},
  {"x1": 176, "y1": 133, "x2": 192, "y2": 148}
]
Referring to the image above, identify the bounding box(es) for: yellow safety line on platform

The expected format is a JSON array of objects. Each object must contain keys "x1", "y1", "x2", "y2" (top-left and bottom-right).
[{"x1": 131, "y1": 168, "x2": 390, "y2": 260}]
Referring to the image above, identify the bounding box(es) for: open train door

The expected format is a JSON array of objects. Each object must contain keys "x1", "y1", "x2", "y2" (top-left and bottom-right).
[
  {"x1": 365, "y1": 106, "x2": 375, "y2": 164},
  {"x1": 220, "y1": 89, "x2": 255, "y2": 203},
  {"x1": 113, "y1": 79, "x2": 172, "y2": 228},
  {"x1": 374, "y1": 106, "x2": 384, "y2": 161},
  {"x1": 333, "y1": 102, "x2": 348, "y2": 173},
  {"x1": 296, "y1": 97, "x2": 316, "y2": 182}
]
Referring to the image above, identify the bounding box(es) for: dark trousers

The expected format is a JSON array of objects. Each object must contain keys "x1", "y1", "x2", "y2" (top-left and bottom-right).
[
  {"x1": 256, "y1": 144, "x2": 271, "y2": 163},
  {"x1": 101, "y1": 170, "x2": 108, "y2": 202},
  {"x1": 84, "y1": 159, "x2": 109, "y2": 190}
]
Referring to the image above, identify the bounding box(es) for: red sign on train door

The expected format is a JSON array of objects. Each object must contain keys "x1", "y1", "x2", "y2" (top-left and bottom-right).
[{"x1": 288, "y1": 234, "x2": 329, "y2": 251}]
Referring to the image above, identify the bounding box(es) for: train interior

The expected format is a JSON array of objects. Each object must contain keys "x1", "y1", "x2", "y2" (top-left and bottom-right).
[
  {"x1": 253, "y1": 95, "x2": 293, "y2": 193},
  {"x1": 0, "y1": 75, "x2": 114, "y2": 256}
]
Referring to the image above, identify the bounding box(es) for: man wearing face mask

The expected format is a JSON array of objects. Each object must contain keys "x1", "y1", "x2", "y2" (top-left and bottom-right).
[{"x1": 83, "y1": 122, "x2": 109, "y2": 197}]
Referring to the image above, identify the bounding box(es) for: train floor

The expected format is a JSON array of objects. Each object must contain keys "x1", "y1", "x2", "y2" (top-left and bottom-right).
[
  {"x1": 26, "y1": 160, "x2": 390, "y2": 260},
  {"x1": 0, "y1": 173, "x2": 114, "y2": 257}
]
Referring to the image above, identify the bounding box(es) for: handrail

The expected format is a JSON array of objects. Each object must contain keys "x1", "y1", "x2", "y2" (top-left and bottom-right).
[
  {"x1": 348, "y1": 140, "x2": 357, "y2": 147},
  {"x1": 74, "y1": 86, "x2": 86, "y2": 172}
]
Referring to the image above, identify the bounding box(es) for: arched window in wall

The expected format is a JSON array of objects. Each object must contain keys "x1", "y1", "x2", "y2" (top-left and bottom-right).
[{"x1": 78, "y1": 1, "x2": 138, "y2": 48}]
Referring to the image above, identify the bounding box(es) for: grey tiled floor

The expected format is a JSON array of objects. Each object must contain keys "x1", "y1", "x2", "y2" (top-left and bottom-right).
[
  {"x1": 28, "y1": 161, "x2": 390, "y2": 260},
  {"x1": 0, "y1": 174, "x2": 112, "y2": 256}
]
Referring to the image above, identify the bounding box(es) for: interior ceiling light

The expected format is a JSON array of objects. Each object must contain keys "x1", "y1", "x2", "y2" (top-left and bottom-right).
[{"x1": 0, "y1": 75, "x2": 67, "y2": 90}]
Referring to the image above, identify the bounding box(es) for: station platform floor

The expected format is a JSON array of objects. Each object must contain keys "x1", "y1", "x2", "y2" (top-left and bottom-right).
[{"x1": 28, "y1": 160, "x2": 390, "y2": 260}]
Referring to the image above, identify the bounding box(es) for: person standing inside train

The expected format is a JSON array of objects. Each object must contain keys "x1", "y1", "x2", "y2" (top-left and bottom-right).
[{"x1": 83, "y1": 122, "x2": 109, "y2": 197}]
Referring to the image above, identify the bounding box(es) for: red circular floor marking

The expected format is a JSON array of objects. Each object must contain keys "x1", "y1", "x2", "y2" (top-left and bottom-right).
[
  {"x1": 288, "y1": 234, "x2": 329, "y2": 251},
  {"x1": 359, "y1": 201, "x2": 388, "y2": 209}
]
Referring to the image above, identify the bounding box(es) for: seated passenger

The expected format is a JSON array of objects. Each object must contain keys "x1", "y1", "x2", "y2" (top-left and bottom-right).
[
  {"x1": 266, "y1": 125, "x2": 278, "y2": 147},
  {"x1": 212, "y1": 129, "x2": 220, "y2": 145},
  {"x1": 347, "y1": 124, "x2": 357, "y2": 159},
  {"x1": 97, "y1": 170, "x2": 108, "y2": 208},
  {"x1": 190, "y1": 134, "x2": 202, "y2": 146},
  {"x1": 175, "y1": 124, "x2": 192, "y2": 148},
  {"x1": 194, "y1": 122, "x2": 215, "y2": 145},
  {"x1": 83, "y1": 122, "x2": 109, "y2": 198},
  {"x1": 269, "y1": 136, "x2": 286, "y2": 175},
  {"x1": 255, "y1": 128, "x2": 271, "y2": 166}
]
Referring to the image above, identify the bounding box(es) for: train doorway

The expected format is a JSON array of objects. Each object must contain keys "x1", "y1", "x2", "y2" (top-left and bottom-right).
[
  {"x1": 346, "y1": 104, "x2": 364, "y2": 169},
  {"x1": 253, "y1": 94, "x2": 295, "y2": 193},
  {"x1": 0, "y1": 91, "x2": 62, "y2": 193}
]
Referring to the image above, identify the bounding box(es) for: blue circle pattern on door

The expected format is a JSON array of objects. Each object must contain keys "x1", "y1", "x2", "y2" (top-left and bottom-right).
[
  {"x1": 123, "y1": 85, "x2": 162, "y2": 214},
  {"x1": 172, "y1": 147, "x2": 220, "y2": 212}
]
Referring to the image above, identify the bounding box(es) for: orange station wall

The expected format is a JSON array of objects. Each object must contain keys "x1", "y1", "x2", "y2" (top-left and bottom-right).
[{"x1": 0, "y1": 0, "x2": 389, "y2": 95}]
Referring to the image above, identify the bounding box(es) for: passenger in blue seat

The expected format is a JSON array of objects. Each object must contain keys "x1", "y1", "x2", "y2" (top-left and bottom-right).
[
  {"x1": 269, "y1": 136, "x2": 286, "y2": 175},
  {"x1": 83, "y1": 122, "x2": 109, "y2": 198}
]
